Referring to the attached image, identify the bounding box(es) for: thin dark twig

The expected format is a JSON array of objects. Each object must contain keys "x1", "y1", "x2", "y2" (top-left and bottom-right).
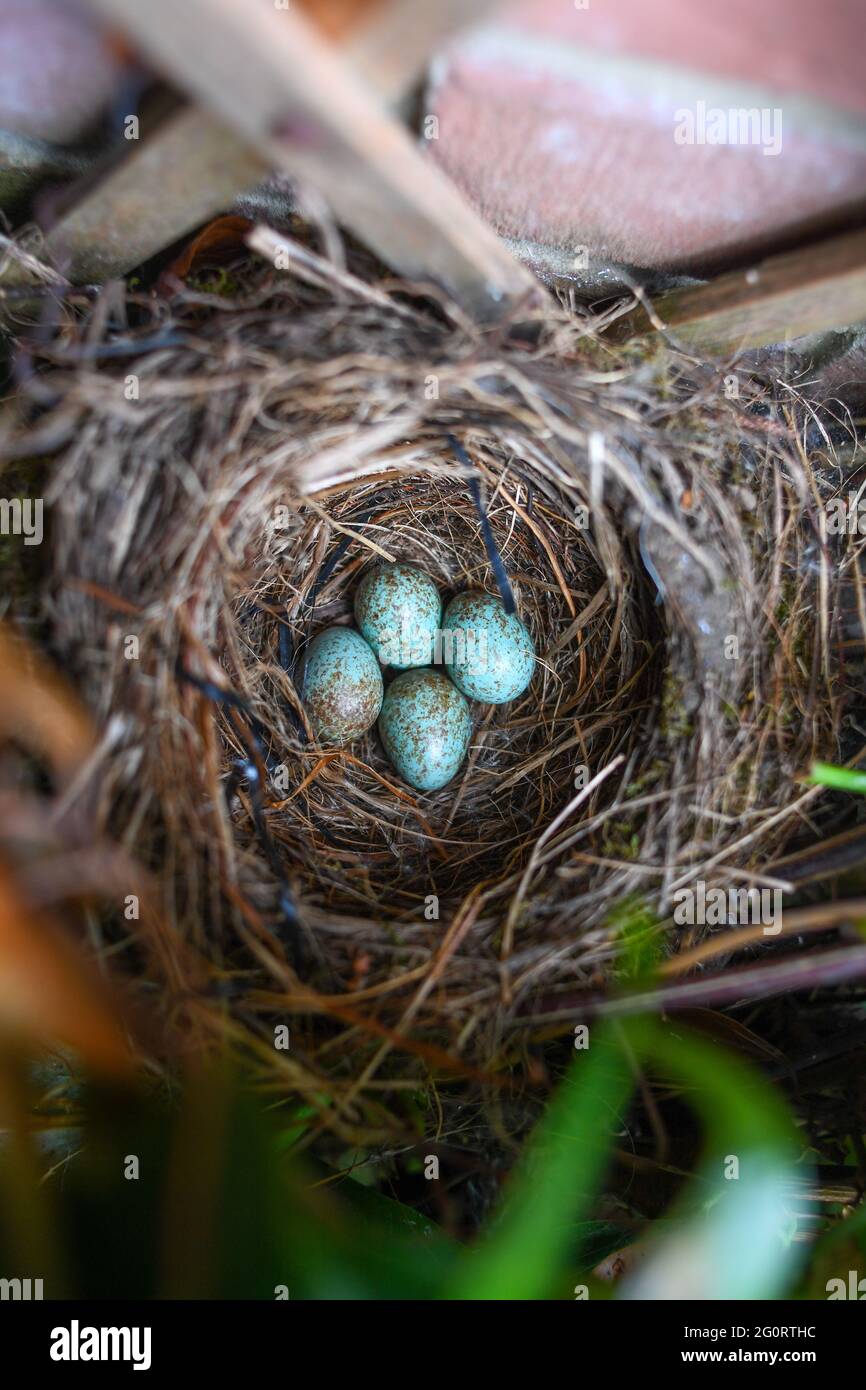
[{"x1": 448, "y1": 432, "x2": 516, "y2": 614}]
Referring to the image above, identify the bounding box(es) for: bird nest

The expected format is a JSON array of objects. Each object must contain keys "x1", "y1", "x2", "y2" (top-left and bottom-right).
[{"x1": 40, "y1": 248, "x2": 842, "y2": 1144}]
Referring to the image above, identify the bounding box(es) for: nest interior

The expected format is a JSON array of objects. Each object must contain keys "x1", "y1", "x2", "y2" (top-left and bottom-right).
[
  {"x1": 40, "y1": 249, "x2": 847, "y2": 1141},
  {"x1": 235, "y1": 465, "x2": 658, "y2": 916}
]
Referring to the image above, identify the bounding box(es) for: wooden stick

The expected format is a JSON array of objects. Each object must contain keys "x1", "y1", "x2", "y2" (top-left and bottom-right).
[
  {"x1": 617, "y1": 228, "x2": 866, "y2": 355},
  {"x1": 85, "y1": 0, "x2": 536, "y2": 319},
  {"x1": 19, "y1": 0, "x2": 497, "y2": 289},
  {"x1": 343, "y1": 0, "x2": 497, "y2": 106}
]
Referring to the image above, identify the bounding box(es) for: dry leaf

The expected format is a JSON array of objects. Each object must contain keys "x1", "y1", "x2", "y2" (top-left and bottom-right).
[
  {"x1": 0, "y1": 863, "x2": 132, "y2": 1076},
  {"x1": 0, "y1": 623, "x2": 95, "y2": 781},
  {"x1": 160, "y1": 214, "x2": 253, "y2": 289}
]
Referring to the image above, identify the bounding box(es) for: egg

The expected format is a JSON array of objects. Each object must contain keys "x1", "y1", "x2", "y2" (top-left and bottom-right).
[
  {"x1": 441, "y1": 591, "x2": 535, "y2": 704},
  {"x1": 303, "y1": 626, "x2": 383, "y2": 745},
  {"x1": 354, "y1": 561, "x2": 442, "y2": 669},
  {"x1": 378, "y1": 669, "x2": 472, "y2": 792}
]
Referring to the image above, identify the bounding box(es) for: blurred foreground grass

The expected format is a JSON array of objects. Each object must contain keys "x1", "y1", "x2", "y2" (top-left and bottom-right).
[{"x1": 1, "y1": 1009, "x2": 862, "y2": 1300}]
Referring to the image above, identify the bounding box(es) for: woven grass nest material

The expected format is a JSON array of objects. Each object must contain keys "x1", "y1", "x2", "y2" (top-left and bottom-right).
[{"x1": 43, "y1": 250, "x2": 842, "y2": 1144}]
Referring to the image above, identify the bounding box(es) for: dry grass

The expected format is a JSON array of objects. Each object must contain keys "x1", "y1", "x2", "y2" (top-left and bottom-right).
[{"x1": 5, "y1": 236, "x2": 850, "y2": 1145}]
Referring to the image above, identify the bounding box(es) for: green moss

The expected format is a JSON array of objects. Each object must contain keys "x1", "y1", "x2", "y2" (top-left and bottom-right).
[
  {"x1": 188, "y1": 266, "x2": 242, "y2": 298},
  {"x1": 657, "y1": 670, "x2": 693, "y2": 739}
]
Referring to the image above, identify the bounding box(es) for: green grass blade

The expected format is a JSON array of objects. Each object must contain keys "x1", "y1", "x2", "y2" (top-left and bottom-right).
[
  {"x1": 448, "y1": 1024, "x2": 634, "y2": 1300},
  {"x1": 617, "y1": 1021, "x2": 805, "y2": 1300},
  {"x1": 810, "y1": 761, "x2": 866, "y2": 794}
]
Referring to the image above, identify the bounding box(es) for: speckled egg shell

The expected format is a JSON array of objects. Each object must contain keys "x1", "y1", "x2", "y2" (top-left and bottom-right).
[
  {"x1": 354, "y1": 562, "x2": 442, "y2": 669},
  {"x1": 442, "y1": 591, "x2": 535, "y2": 704},
  {"x1": 378, "y1": 669, "x2": 472, "y2": 792},
  {"x1": 303, "y1": 626, "x2": 383, "y2": 745}
]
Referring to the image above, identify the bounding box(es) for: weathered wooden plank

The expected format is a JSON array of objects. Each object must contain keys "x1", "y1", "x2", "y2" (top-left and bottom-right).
[
  {"x1": 4, "y1": 1, "x2": 499, "y2": 290},
  {"x1": 43, "y1": 107, "x2": 266, "y2": 284},
  {"x1": 85, "y1": 0, "x2": 537, "y2": 318},
  {"x1": 617, "y1": 228, "x2": 866, "y2": 354}
]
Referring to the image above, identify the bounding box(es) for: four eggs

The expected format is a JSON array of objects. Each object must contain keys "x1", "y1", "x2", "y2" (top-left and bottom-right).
[{"x1": 302, "y1": 562, "x2": 535, "y2": 791}]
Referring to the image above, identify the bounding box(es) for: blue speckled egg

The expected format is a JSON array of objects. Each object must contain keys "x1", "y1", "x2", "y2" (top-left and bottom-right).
[
  {"x1": 441, "y1": 591, "x2": 535, "y2": 704},
  {"x1": 303, "y1": 626, "x2": 383, "y2": 745},
  {"x1": 354, "y1": 562, "x2": 442, "y2": 669},
  {"x1": 378, "y1": 669, "x2": 472, "y2": 792}
]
